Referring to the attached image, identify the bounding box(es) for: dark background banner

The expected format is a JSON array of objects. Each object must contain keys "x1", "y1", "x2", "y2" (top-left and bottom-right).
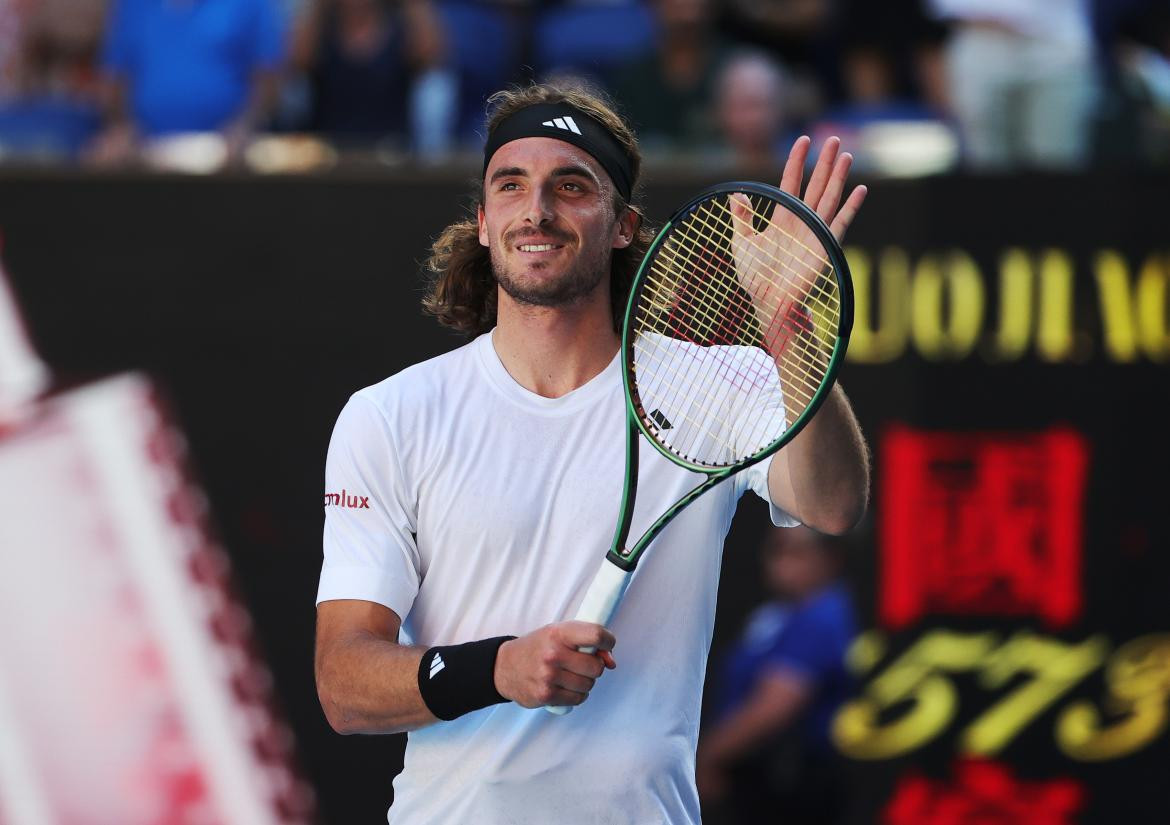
[{"x1": 2, "y1": 170, "x2": 1166, "y2": 823}]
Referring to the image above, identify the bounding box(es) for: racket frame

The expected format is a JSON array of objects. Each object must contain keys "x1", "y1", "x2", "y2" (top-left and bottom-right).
[{"x1": 608, "y1": 181, "x2": 855, "y2": 571}]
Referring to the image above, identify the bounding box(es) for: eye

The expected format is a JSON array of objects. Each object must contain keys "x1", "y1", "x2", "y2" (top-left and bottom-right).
[{"x1": 499, "y1": 181, "x2": 520, "y2": 191}]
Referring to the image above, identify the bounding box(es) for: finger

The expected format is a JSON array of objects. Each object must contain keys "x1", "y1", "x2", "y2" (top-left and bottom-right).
[
  {"x1": 553, "y1": 670, "x2": 597, "y2": 695},
  {"x1": 562, "y1": 648, "x2": 607, "y2": 679},
  {"x1": 803, "y1": 136, "x2": 840, "y2": 208},
  {"x1": 779, "y1": 135, "x2": 811, "y2": 196},
  {"x1": 728, "y1": 192, "x2": 755, "y2": 241},
  {"x1": 559, "y1": 622, "x2": 616, "y2": 652},
  {"x1": 829, "y1": 184, "x2": 868, "y2": 242},
  {"x1": 545, "y1": 686, "x2": 589, "y2": 708},
  {"x1": 816, "y1": 151, "x2": 853, "y2": 223},
  {"x1": 599, "y1": 650, "x2": 617, "y2": 670}
]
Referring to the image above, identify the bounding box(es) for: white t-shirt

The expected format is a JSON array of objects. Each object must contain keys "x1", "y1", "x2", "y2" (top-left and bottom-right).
[
  {"x1": 927, "y1": 0, "x2": 1091, "y2": 46},
  {"x1": 317, "y1": 331, "x2": 794, "y2": 825}
]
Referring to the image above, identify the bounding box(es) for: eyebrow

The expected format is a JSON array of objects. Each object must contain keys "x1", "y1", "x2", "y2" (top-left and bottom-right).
[
  {"x1": 488, "y1": 163, "x2": 601, "y2": 186},
  {"x1": 551, "y1": 164, "x2": 600, "y2": 185}
]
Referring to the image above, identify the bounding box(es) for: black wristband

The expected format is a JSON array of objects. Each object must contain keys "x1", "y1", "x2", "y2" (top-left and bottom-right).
[{"x1": 417, "y1": 636, "x2": 516, "y2": 721}]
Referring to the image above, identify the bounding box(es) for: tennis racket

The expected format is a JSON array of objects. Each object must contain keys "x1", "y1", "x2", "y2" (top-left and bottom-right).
[{"x1": 547, "y1": 181, "x2": 853, "y2": 714}]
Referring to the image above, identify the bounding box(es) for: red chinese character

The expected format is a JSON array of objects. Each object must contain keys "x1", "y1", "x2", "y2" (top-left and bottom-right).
[
  {"x1": 884, "y1": 760, "x2": 1084, "y2": 825},
  {"x1": 880, "y1": 427, "x2": 1088, "y2": 629}
]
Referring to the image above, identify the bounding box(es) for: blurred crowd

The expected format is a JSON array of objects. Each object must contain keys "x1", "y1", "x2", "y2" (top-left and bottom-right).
[{"x1": 0, "y1": 0, "x2": 1167, "y2": 174}]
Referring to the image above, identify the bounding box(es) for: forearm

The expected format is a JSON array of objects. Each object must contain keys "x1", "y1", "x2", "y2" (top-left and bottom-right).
[
  {"x1": 229, "y1": 70, "x2": 279, "y2": 134},
  {"x1": 702, "y1": 705, "x2": 786, "y2": 766},
  {"x1": 700, "y1": 674, "x2": 809, "y2": 765},
  {"x1": 773, "y1": 383, "x2": 869, "y2": 533},
  {"x1": 316, "y1": 630, "x2": 437, "y2": 735},
  {"x1": 97, "y1": 75, "x2": 134, "y2": 130}
]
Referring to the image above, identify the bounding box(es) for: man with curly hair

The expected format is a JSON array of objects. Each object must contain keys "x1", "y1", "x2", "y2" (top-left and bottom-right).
[{"x1": 315, "y1": 81, "x2": 869, "y2": 823}]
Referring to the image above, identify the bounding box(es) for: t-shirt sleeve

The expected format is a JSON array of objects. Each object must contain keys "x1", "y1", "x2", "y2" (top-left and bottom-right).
[
  {"x1": 317, "y1": 393, "x2": 421, "y2": 621},
  {"x1": 249, "y1": 0, "x2": 287, "y2": 69},
  {"x1": 740, "y1": 456, "x2": 799, "y2": 527},
  {"x1": 101, "y1": 0, "x2": 137, "y2": 75},
  {"x1": 732, "y1": 347, "x2": 799, "y2": 527},
  {"x1": 763, "y1": 598, "x2": 845, "y2": 685}
]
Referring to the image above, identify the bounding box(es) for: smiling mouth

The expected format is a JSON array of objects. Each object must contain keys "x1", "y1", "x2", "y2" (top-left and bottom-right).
[{"x1": 517, "y1": 243, "x2": 562, "y2": 252}]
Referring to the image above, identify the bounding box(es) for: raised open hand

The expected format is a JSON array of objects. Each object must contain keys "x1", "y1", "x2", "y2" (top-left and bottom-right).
[{"x1": 726, "y1": 136, "x2": 867, "y2": 355}]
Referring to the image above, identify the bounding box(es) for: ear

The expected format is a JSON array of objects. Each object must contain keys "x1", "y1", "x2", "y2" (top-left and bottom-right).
[
  {"x1": 477, "y1": 204, "x2": 488, "y2": 248},
  {"x1": 612, "y1": 207, "x2": 640, "y2": 250}
]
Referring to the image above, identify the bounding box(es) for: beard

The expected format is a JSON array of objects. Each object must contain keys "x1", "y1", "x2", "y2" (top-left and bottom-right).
[{"x1": 490, "y1": 228, "x2": 611, "y2": 308}]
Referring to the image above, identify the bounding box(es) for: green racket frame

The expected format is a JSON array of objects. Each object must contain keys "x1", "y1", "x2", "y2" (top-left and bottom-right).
[{"x1": 608, "y1": 181, "x2": 855, "y2": 572}]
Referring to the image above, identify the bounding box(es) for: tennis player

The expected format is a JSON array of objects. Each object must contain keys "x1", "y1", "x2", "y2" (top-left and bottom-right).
[{"x1": 315, "y1": 81, "x2": 869, "y2": 823}]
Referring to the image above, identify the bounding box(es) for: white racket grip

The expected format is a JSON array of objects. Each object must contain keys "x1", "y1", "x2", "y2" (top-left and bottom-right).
[
  {"x1": 545, "y1": 559, "x2": 631, "y2": 716},
  {"x1": 572, "y1": 558, "x2": 631, "y2": 640}
]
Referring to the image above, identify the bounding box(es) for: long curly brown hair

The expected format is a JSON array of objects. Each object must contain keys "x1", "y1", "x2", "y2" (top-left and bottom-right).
[{"x1": 422, "y1": 82, "x2": 655, "y2": 335}]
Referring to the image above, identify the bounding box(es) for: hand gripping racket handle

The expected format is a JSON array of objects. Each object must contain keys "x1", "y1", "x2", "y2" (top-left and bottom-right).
[{"x1": 545, "y1": 559, "x2": 631, "y2": 716}]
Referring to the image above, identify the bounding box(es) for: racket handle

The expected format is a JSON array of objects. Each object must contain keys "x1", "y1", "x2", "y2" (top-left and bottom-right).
[
  {"x1": 572, "y1": 558, "x2": 631, "y2": 628},
  {"x1": 545, "y1": 559, "x2": 631, "y2": 716}
]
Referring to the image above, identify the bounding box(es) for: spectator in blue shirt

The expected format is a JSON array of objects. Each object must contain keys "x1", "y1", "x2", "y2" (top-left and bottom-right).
[
  {"x1": 89, "y1": 0, "x2": 286, "y2": 164},
  {"x1": 698, "y1": 525, "x2": 858, "y2": 825}
]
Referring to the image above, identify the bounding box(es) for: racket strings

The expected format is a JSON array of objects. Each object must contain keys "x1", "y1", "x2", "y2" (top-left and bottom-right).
[
  {"x1": 646, "y1": 208, "x2": 831, "y2": 406},
  {"x1": 678, "y1": 204, "x2": 837, "y2": 395},
  {"x1": 684, "y1": 201, "x2": 843, "y2": 375},
  {"x1": 638, "y1": 272, "x2": 818, "y2": 422},
  {"x1": 691, "y1": 199, "x2": 841, "y2": 315},
  {"x1": 629, "y1": 341, "x2": 745, "y2": 459},
  {"x1": 668, "y1": 199, "x2": 840, "y2": 370},
  {"x1": 638, "y1": 204, "x2": 830, "y2": 430},
  {"x1": 689, "y1": 207, "x2": 839, "y2": 416},
  {"x1": 629, "y1": 191, "x2": 843, "y2": 466},
  {"x1": 686, "y1": 198, "x2": 842, "y2": 323},
  {"x1": 640, "y1": 253, "x2": 809, "y2": 450}
]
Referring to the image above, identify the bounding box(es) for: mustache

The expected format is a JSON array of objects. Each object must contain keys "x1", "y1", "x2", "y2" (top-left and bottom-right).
[{"x1": 504, "y1": 227, "x2": 574, "y2": 246}]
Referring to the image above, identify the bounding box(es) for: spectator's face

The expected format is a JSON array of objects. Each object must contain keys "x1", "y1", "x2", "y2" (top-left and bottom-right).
[
  {"x1": 337, "y1": 0, "x2": 380, "y2": 13},
  {"x1": 479, "y1": 137, "x2": 625, "y2": 309},
  {"x1": 655, "y1": 0, "x2": 708, "y2": 31},
  {"x1": 718, "y1": 61, "x2": 784, "y2": 157},
  {"x1": 765, "y1": 532, "x2": 833, "y2": 599}
]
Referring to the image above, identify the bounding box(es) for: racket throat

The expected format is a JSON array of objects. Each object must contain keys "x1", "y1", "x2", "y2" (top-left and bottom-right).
[{"x1": 606, "y1": 417, "x2": 640, "y2": 571}]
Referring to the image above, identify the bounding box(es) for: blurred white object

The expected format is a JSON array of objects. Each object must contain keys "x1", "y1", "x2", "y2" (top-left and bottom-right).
[
  {"x1": 928, "y1": 0, "x2": 1098, "y2": 170},
  {"x1": 0, "y1": 377, "x2": 313, "y2": 824},
  {"x1": 0, "y1": 253, "x2": 312, "y2": 824},
  {"x1": 142, "y1": 133, "x2": 228, "y2": 174},
  {"x1": 0, "y1": 255, "x2": 49, "y2": 415},
  {"x1": 245, "y1": 135, "x2": 337, "y2": 174},
  {"x1": 859, "y1": 120, "x2": 961, "y2": 177},
  {"x1": 927, "y1": 0, "x2": 1092, "y2": 45}
]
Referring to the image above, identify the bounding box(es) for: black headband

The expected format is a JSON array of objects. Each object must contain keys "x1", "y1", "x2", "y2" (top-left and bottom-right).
[{"x1": 482, "y1": 103, "x2": 634, "y2": 202}]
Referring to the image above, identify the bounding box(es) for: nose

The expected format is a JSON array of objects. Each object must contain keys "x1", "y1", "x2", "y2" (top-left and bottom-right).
[{"x1": 523, "y1": 183, "x2": 555, "y2": 226}]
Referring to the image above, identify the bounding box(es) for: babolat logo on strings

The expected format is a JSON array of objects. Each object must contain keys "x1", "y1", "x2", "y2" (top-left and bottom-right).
[
  {"x1": 324, "y1": 489, "x2": 370, "y2": 509},
  {"x1": 541, "y1": 116, "x2": 582, "y2": 135}
]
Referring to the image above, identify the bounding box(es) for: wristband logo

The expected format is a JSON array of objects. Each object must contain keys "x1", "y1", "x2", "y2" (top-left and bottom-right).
[
  {"x1": 429, "y1": 653, "x2": 446, "y2": 679},
  {"x1": 323, "y1": 489, "x2": 370, "y2": 509}
]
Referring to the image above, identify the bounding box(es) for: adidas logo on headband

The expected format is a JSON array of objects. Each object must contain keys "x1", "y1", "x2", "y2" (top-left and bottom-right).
[{"x1": 541, "y1": 116, "x2": 582, "y2": 135}]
